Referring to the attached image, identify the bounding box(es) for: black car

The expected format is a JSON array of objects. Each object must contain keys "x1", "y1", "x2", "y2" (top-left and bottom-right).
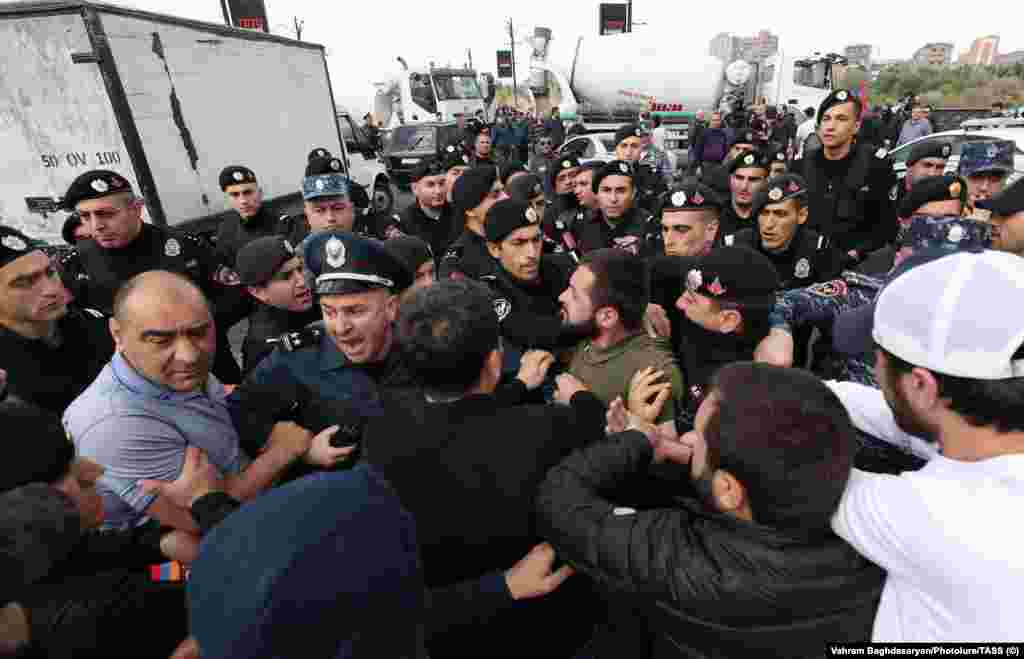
[{"x1": 383, "y1": 122, "x2": 463, "y2": 188}]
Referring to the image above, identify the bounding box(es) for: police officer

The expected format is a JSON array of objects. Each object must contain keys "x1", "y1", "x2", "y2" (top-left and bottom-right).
[
  {"x1": 481, "y1": 199, "x2": 575, "y2": 352},
  {"x1": 467, "y1": 123, "x2": 495, "y2": 167},
  {"x1": 235, "y1": 236, "x2": 319, "y2": 374},
  {"x1": 382, "y1": 235, "x2": 436, "y2": 301},
  {"x1": 729, "y1": 174, "x2": 844, "y2": 289},
  {"x1": 958, "y1": 139, "x2": 1015, "y2": 218},
  {"x1": 214, "y1": 165, "x2": 283, "y2": 270},
  {"x1": 979, "y1": 177, "x2": 1024, "y2": 257},
  {"x1": 700, "y1": 130, "x2": 756, "y2": 200},
  {"x1": 442, "y1": 145, "x2": 474, "y2": 204},
  {"x1": 439, "y1": 166, "x2": 507, "y2": 280},
  {"x1": 308, "y1": 147, "x2": 332, "y2": 161},
  {"x1": 572, "y1": 160, "x2": 658, "y2": 257},
  {"x1": 543, "y1": 162, "x2": 604, "y2": 261},
  {"x1": 544, "y1": 156, "x2": 580, "y2": 225},
  {"x1": 794, "y1": 89, "x2": 898, "y2": 264},
  {"x1": 398, "y1": 160, "x2": 458, "y2": 262},
  {"x1": 656, "y1": 181, "x2": 725, "y2": 258},
  {"x1": 767, "y1": 145, "x2": 788, "y2": 179},
  {"x1": 611, "y1": 123, "x2": 668, "y2": 214},
  {"x1": 894, "y1": 140, "x2": 953, "y2": 215},
  {"x1": 56, "y1": 169, "x2": 242, "y2": 383},
  {"x1": 0, "y1": 225, "x2": 112, "y2": 413},
  {"x1": 718, "y1": 149, "x2": 772, "y2": 242}
]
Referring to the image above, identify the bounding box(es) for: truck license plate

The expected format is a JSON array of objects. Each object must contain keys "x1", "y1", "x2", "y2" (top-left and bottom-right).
[{"x1": 401, "y1": 158, "x2": 421, "y2": 164}]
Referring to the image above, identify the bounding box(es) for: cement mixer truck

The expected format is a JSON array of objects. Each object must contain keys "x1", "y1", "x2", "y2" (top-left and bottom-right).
[{"x1": 373, "y1": 59, "x2": 496, "y2": 129}]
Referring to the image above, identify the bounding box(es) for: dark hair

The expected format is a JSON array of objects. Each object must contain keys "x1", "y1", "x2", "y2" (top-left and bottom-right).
[
  {"x1": 879, "y1": 346, "x2": 1024, "y2": 433},
  {"x1": 703, "y1": 362, "x2": 858, "y2": 531},
  {"x1": 397, "y1": 279, "x2": 500, "y2": 397},
  {"x1": 803, "y1": 107, "x2": 815, "y2": 118},
  {"x1": 581, "y1": 249, "x2": 648, "y2": 332}
]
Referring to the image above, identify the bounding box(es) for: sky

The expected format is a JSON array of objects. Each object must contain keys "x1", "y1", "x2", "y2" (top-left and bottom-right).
[{"x1": 114, "y1": 0, "x2": 1023, "y2": 116}]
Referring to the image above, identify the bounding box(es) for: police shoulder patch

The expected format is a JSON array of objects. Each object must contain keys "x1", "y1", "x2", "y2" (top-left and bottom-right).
[
  {"x1": 443, "y1": 246, "x2": 462, "y2": 261},
  {"x1": 808, "y1": 279, "x2": 849, "y2": 298},
  {"x1": 724, "y1": 234, "x2": 735, "y2": 246},
  {"x1": 493, "y1": 298, "x2": 512, "y2": 321},
  {"x1": 875, "y1": 148, "x2": 888, "y2": 159}
]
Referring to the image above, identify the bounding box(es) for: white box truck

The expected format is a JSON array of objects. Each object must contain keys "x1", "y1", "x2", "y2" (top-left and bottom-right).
[{"x1": 0, "y1": 1, "x2": 391, "y2": 243}]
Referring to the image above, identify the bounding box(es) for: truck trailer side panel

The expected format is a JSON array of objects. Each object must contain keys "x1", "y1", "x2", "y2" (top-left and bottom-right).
[
  {"x1": 0, "y1": 11, "x2": 137, "y2": 243},
  {"x1": 100, "y1": 11, "x2": 341, "y2": 225}
]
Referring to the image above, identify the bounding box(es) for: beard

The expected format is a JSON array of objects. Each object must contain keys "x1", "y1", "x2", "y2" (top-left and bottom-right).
[
  {"x1": 884, "y1": 382, "x2": 935, "y2": 440},
  {"x1": 561, "y1": 316, "x2": 598, "y2": 339}
]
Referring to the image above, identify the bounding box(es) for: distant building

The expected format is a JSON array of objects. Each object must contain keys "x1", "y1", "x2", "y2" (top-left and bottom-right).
[
  {"x1": 709, "y1": 33, "x2": 735, "y2": 61},
  {"x1": 995, "y1": 50, "x2": 1024, "y2": 65},
  {"x1": 959, "y1": 35, "x2": 1000, "y2": 66},
  {"x1": 844, "y1": 44, "x2": 874, "y2": 69},
  {"x1": 913, "y1": 42, "x2": 954, "y2": 66},
  {"x1": 709, "y1": 29, "x2": 778, "y2": 63}
]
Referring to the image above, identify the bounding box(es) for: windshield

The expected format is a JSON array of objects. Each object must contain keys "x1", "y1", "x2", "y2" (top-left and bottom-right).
[
  {"x1": 388, "y1": 125, "x2": 437, "y2": 152},
  {"x1": 793, "y1": 61, "x2": 829, "y2": 89},
  {"x1": 434, "y1": 75, "x2": 482, "y2": 101}
]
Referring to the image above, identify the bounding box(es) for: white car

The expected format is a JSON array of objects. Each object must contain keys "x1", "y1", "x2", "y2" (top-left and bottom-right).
[
  {"x1": 890, "y1": 128, "x2": 1024, "y2": 185},
  {"x1": 557, "y1": 132, "x2": 619, "y2": 165}
]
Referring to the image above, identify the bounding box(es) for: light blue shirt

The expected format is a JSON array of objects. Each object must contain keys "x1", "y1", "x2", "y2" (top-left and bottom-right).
[{"x1": 64, "y1": 353, "x2": 246, "y2": 529}]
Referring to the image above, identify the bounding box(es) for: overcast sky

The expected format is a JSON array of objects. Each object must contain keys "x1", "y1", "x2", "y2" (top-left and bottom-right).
[{"x1": 115, "y1": 0, "x2": 1021, "y2": 115}]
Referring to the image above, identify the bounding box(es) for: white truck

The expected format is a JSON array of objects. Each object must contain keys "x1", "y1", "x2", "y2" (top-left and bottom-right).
[
  {"x1": 0, "y1": 0, "x2": 387, "y2": 243},
  {"x1": 372, "y1": 60, "x2": 496, "y2": 130}
]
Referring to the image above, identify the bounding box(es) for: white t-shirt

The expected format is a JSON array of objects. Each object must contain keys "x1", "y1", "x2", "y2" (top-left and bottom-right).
[
  {"x1": 826, "y1": 380, "x2": 938, "y2": 461},
  {"x1": 833, "y1": 454, "x2": 1024, "y2": 641}
]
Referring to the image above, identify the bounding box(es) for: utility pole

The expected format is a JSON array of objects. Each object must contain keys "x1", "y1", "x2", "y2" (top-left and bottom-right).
[
  {"x1": 293, "y1": 17, "x2": 304, "y2": 41},
  {"x1": 507, "y1": 18, "x2": 518, "y2": 107},
  {"x1": 626, "y1": 0, "x2": 632, "y2": 32},
  {"x1": 467, "y1": 48, "x2": 473, "y2": 70}
]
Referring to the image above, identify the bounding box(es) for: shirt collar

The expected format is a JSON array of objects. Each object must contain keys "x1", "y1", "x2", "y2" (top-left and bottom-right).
[
  {"x1": 110, "y1": 352, "x2": 220, "y2": 402},
  {"x1": 319, "y1": 332, "x2": 348, "y2": 372}
]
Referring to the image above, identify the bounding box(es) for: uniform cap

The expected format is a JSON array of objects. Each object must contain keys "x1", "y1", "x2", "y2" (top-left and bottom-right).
[
  {"x1": 497, "y1": 160, "x2": 527, "y2": 184},
  {"x1": 816, "y1": 88, "x2": 861, "y2": 124},
  {"x1": 441, "y1": 147, "x2": 473, "y2": 173},
  {"x1": 305, "y1": 156, "x2": 345, "y2": 177},
  {"x1": 614, "y1": 123, "x2": 649, "y2": 146},
  {"x1": 410, "y1": 160, "x2": 447, "y2": 181},
  {"x1": 236, "y1": 236, "x2": 298, "y2": 287},
  {"x1": 0, "y1": 404, "x2": 75, "y2": 493},
  {"x1": 505, "y1": 174, "x2": 544, "y2": 203},
  {"x1": 382, "y1": 236, "x2": 434, "y2": 275},
  {"x1": 0, "y1": 226, "x2": 45, "y2": 270},
  {"x1": 727, "y1": 149, "x2": 772, "y2": 174},
  {"x1": 307, "y1": 147, "x2": 332, "y2": 162},
  {"x1": 218, "y1": 165, "x2": 257, "y2": 191},
  {"x1": 61, "y1": 170, "x2": 133, "y2": 210},
  {"x1": 554, "y1": 156, "x2": 580, "y2": 173},
  {"x1": 663, "y1": 182, "x2": 723, "y2": 212},
  {"x1": 451, "y1": 166, "x2": 498, "y2": 215},
  {"x1": 897, "y1": 174, "x2": 967, "y2": 218},
  {"x1": 906, "y1": 140, "x2": 953, "y2": 166},
  {"x1": 958, "y1": 139, "x2": 1015, "y2": 178},
  {"x1": 485, "y1": 199, "x2": 542, "y2": 243},
  {"x1": 591, "y1": 160, "x2": 635, "y2": 193},
  {"x1": 683, "y1": 246, "x2": 780, "y2": 308},
  {"x1": 977, "y1": 176, "x2": 1024, "y2": 216},
  {"x1": 302, "y1": 174, "x2": 350, "y2": 201},
  {"x1": 751, "y1": 173, "x2": 808, "y2": 217},
  {"x1": 301, "y1": 230, "x2": 412, "y2": 296}
]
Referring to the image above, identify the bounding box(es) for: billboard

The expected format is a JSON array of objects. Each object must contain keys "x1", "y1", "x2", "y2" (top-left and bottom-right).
[
  {"x1": 226, "y1": 0, "x2": 269, "y2": 32},
  {"x1": 599, "y1": 3, "x2": 629, "y2": 35},
  {"x1": 496, "y1": 50, "x2": 514, "y2": 78}
]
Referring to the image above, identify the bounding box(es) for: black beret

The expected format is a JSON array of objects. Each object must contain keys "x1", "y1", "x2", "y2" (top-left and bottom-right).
[
  {"x1": 505, "y1": 174, "x2": 545, "y2": 203},
  {"x1": 498, "y1": 160, "x2": 528, "y2": 184},
  {"x1": 219, "y1": 165, "x2": 257, "y2": 191},
  {"x1": 410, "y1": 160, "x2": 447, "y2": 181},
  {"x1": 0, "y1": 404, "x2": 75, "y2": 492},
  {"x1": 485, "y1": 199, "x2": 542, "y2": 243},
  {"x1": 451, "y1": 166, "x2": 498, "y2": 214},
  {"x1": 752, "y1": 174, "x2": 809, "y2": 217},
  {"x1": 302, "y1": 231, "x2": 412, "y2": 296},
  {"x1": 305, "y1": 157, "x2": 345, "y2": 177},
  {"x1": 441, "y1": 145, "x2": 473, "y2": 172},
  {"x1": 728, "y1": 149, "x2": 772, "y2": 174},
  {"x1": 553, "y1": 156, "x2": 581, "y2": 174},
  {"x1": 61, "y1": 170, "x2": 133, "y2": 210},
  {"x1": 0, "y1": 226, "x2": 45, "y2": 270},
  {"x1": 592, "y1": 160, "x2": 635, "y2": 193},
  {"x1": 663, "y1": 182, "x2": 723, "y2": 212},
  {"x1": 236, "y1": 236, "x2": 298, "y2": 287},
  {"x1": 614, "y1": 123, "x2": 649, "y2": 146},
  {"x1": 817, "y1": 89, "x2": 861, "y2": 124},
  {"x1": 898, "y1": 174, "x2": 967, "y2": 218},
  {"x1": 307, "y1": 148, "x2": 332, "y2": 162},
  {"x1": 683, "y1": 246, "x2": 780, "y2": 308},
  {"x1": 382, "y1": 236, "x2": 433, "y2": 275},
  {"x1": 767, "y1": 145, "x2": 788, "y2": 164},
  {"x1": 907, "y1": 140, "x2": 953, "y2": 166}
]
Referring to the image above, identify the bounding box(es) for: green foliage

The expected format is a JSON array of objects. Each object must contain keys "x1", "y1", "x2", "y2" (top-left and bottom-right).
[{"x1": 870, "y1": 63, "x2": 1024, "y2": 107}]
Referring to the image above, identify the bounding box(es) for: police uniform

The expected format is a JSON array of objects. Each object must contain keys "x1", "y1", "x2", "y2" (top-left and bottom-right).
[
  {"x1": 542, "y1": 156, "x2": 580, "y2": 225},
  {"x1": 228, "y1": 231, "x2": 416, "y2": 460},
  {"x1": 398, "y1": 159, "x2": 461, "y2": 261},
  {"x1": 612, "y1": 124, "x2": 668, "y2": 214},
  {"x1": 717, "y1": 149, "x2": 772, "y2": 242},
  {"x1": 438, "y1": 167, "x2": 501, "y2": 280},
  {"x1": 213, "y1": 166, "x2": 285, "y2": 268},
  {"x1": 895, "y1": 141, "x2": 954, "y2": 215},
  {"x1": 958, "y1": 139, "x2": 1016, "y2": 220},
  {"x1": 650, "y1": 181, "x2": 725, "y2": 257},
  {"x1": 794, "y1": 90, "x2": 898, "y2": 256},
  {"x1": 0, "y1": 227, "x2": 114, "y2": 414},
  {"x1": 573, "y1": 161, "x2": 659, "y2": 257},
  {"x1": 726, "y1": 175, "x2": 844, "y2": 289}
]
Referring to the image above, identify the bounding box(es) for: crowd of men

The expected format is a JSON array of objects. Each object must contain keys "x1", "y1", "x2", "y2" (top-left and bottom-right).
[{"x1": 1, "y1": 85, "x2": 1023, "y2": 658}]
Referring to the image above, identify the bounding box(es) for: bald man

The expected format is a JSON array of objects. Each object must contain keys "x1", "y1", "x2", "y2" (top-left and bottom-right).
[{"x1": 63, "y1": 271, "x2": 350, "y2": 532}]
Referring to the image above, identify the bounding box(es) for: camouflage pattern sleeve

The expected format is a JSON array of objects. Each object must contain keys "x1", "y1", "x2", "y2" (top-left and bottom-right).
[{"x1": 769, "y1": 278, "x2": 854, "y2": 333}]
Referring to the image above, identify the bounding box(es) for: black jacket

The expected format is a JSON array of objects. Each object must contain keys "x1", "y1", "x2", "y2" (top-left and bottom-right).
[
  {"x1": 483, "y1": 255, "x2": 575, "y2": 351},
  {"x1": 717, "y1": 203, "x2": 757, "y2": 242},
  {"x1": 438, "y1": 229, "x2": 495, "y2": 280},
  {"x1": 537, "y1": 432, "x2": 885, "y2": 659},
  {"x1": 398, "y1": 202, "x2": 460, "y2": 261},
  {"x1": 573, "y1": 205, "x2": 658, "y2": 257},
  {"x1": 213, "y1": 205, "x2": 286, "y2": 268},
  {"x1": 795, "y1": 143, "x2": 897, "y2": 254},
  {"x1": 729, "y1": 226, "x2": 844, "y2": 290},
  {"x1": 362, "y1": 389, "x2": 606, "y2": 659},
  {"x1": 242, "y1": 303, "x2": 322, "y2": 374},
  {"x1": 0, "y1": 307, "x2": 113, "y2": 414}
]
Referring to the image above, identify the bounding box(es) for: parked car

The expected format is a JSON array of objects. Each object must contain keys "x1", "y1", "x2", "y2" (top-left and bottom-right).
[
  {"x1": 557, "y1": 133, "x2": 618, "y2": 165},
  {"x1": 889, "y1": 128, "x2": 1024, "y2": 185},
  {"x1": 382, "y1": 122, "x2": 463, "y2": 189}
]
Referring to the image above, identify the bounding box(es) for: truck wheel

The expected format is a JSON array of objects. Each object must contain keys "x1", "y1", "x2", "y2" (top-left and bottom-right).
[{"x1": 373, "y1": 183, "x2": 394, "y2": 215}]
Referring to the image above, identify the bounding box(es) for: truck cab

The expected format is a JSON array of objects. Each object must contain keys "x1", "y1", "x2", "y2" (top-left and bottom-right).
[
  {"x1": 752, "y1": 53, "x2": 836, "y2": 112},
  {"x1": 337, "y1": 112, "x2": 395, "y2": 215},
  {"x1": 378, "y1": 66, "x2": 492, "y2": 128}
]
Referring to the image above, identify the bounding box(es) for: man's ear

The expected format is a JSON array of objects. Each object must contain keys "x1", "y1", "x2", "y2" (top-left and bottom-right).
[
  {"x1": 486, "y1": 242, "x2": 502, "y2": 259},
  {"x1": 384, "y1": 293, "x2": 400, "y2": 323},
  {"x1": 904, "y1": 367, "x2": 942, "y2": 413},
  {"x1": 596, "y1": 306, "x2": 619, "y2": 331},
  {"x1": 717, "y1": 309, "x2": 742, "y2": 334},
  {"x1": 711, "y1": 469, "x2": 752, "y2": 521},
  {"x1": 796, "y1": 205, "x2": 809, "y2": 226},
  {"x1": 109, "y1": 317, "x2": 123, "y2": 350}
]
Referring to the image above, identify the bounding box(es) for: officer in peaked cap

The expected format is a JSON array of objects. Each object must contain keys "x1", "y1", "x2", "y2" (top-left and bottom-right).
[
  {"x1": 56, "y1": 169, "x2": 243, "y2": 383},
  {"x1": 227, "y1": 231, "x2": 416, "y2": 457},
  {"x1": 893, "y1": 140, "x2": 953, "y2": 216},
  {"x1": 793, "y1": 88, "x2": 897, "y2": 263},
  {"x1": 958, "y1": 139, "x2": 1015, "y2": 215},
  {"x1": 729, "y1": 174, "x2": 844, "y2": 290},
  {"x1": 572, "y1": 160, "x2": 659, "y2": 257}
]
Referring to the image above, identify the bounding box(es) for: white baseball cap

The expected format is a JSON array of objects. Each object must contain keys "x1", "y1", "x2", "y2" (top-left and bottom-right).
[{"x1": 873, "y1": 251, "x2": 1024, "y2": 379}]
